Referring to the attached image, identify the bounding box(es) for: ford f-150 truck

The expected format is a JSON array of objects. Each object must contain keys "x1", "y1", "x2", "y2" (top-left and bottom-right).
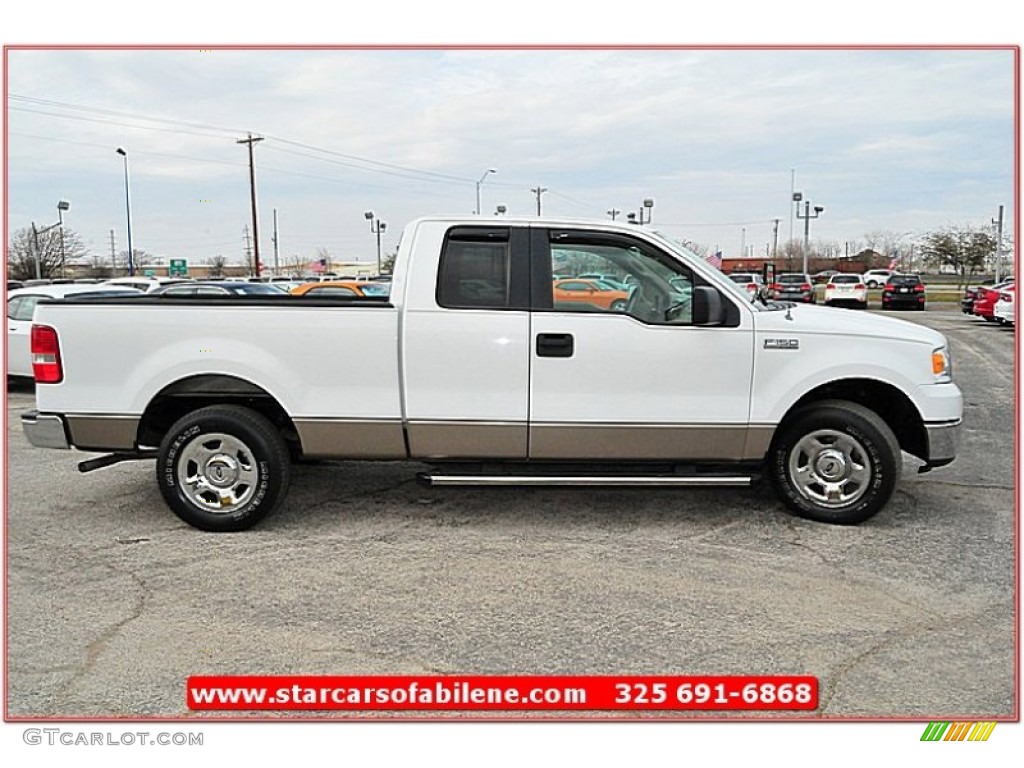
[{"x1": 21, "y1": 216, "x2": 962, "y2": 531}]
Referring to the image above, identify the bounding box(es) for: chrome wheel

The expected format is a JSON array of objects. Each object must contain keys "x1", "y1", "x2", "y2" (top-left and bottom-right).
[
  {"x1": 177, "y1": 432, "x2": 260, "y2": 514},
  {"x1": 788, "y1": 428, "x2": 872, "y2": 509}
]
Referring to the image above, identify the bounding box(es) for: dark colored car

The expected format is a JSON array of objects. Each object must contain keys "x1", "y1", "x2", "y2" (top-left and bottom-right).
[
  {"x1": 770, "y1": 273, "x2": 816, "y2": 303},
  {"x1": 972, "y1": 280, "x2": 1014, "y2": 322},
  {"x1": 961, "y1": 286, "x2": 982, "y2": 314},
  {"x1": 151, "y1": 281, "x2": 288, "y2": 297},
  {"x1": 881, "y1": 274, "x2": 926, "y2": 311}
]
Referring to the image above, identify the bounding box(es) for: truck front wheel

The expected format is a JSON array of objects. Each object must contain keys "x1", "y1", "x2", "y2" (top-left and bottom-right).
[
  {"x1": 767, "y1": 400, "x2": 901, "y2": 525},
  {"x1": 157, "y1": 405, "x2": 291, "y2": 532}
]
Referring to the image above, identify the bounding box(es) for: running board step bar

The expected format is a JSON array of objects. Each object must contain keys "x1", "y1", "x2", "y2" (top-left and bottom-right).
[{"x1": 420, "y1": 474, "x2": 753, "y2": 487}]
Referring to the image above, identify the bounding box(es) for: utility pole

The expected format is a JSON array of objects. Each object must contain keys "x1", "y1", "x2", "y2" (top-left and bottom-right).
[
  {"x1": 237, "y1": 133, "x2": 264, "y2": 276},
  {"x1": 272, "y1": 208, "x2": 280, "y2": 276},
  {"x1": 109, "y1": 230, "x2": 117, "y2": 276},
  {"x1": 771, "y1": 218, "x2": 781, "y2": 261},
  {"x1": 531, "y1": 186, "x2": 548, "y2": 216}
]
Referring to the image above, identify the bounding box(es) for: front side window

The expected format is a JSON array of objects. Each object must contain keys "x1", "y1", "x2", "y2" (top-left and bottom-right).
[{"x1": 547, "y1": 235, "x2": 695, "y2": 324}]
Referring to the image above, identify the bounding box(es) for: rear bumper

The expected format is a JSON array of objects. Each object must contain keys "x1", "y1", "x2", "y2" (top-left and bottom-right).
[{"x1": 21, "y1": 410, "x2": 71, "y2": 450}]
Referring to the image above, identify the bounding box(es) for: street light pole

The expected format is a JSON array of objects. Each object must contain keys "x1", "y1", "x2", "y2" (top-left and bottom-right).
[
  {"x1": 796, "y1": 200, "x2": 824, "y2": 275},
  {"x1": 57, "y1": 200, "x2": 69, "y2": 278},
  {"x1": 116, "y1": 148, "x2": 134, "y2": 276},
  {"x1": 364, "y1": 211, "x2": 387, "y2": 274},
  {"x1": 475, "y1": 168, "x2": 496, "y2": 215}
]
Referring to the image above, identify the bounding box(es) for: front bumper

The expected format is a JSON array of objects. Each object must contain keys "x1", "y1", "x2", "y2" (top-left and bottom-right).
[
  {"x1": 21, "y1": 410, "x2": 71, "y2": 450},
  {"x1": 923, "y1": 419, "x2": 962, "y2": 468}
]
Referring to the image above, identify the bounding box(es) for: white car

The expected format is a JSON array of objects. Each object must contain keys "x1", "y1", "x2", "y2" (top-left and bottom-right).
[
  {"x1": 993, "y1": 285, "x2": 1015, "y2": 326},
  {"x1": 824, "y1": 274, "x2": 868, "y2": 309},
  {"x1": 7, "y1": 284, "x2": 143, "y2": 377},
  {"x1": 863, "y1": 269, "x2": 896, "y2": 289},
  {"x1": 727, "y1": 272, "x2": 766, "y2": 301},
  {"x1": 101, "y1": 276, "x2": 192, "y2": 293}
]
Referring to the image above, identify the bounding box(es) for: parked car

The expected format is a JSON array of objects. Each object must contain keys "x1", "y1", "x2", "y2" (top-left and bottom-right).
[
  {"x1": 961, "y1": 286, "x2": 983, "y2": 314},
  {"x1": 863, "y1": 269, "x2": 896, "y2": 289},
  {"x1": 972, "y1": 280, "x2": 1014, "y2": 322},
  {"x1": 290, "y1": 280, "x2": 391, "y2": 298},
  {"x1": 993, "y1": 284, "x2": 1015, "y2": 326},
  {"x1": 7, "y1": 284, "x2": 143, "y2": 377},
  {"x1": 150, "y1": 281, "x2": 288, "y2": 297},
  {"x1": 881, "y1": 274, "x2": 926, "y2": 311},
  {"x1": 577, "y1": 273, "x2": 632, "y2": 291},
  {"x1": 553, "y1": 278, "x2": 630, "y2": 311},
  {"x1": 812, "y1": 270, "x2": 840, "y2": 284},
  {"x1": 824, "y1": 274, "x2": 868, "y2": 309},
  {"x1": 101, "y1": 277, "x2": 193, "y2": 293},
  {"x1": 727, "y1": 273, "x2": 766, "y2": 301},
  {"x1": 770, "y1": 273, "x2": 816, "y2": 303}
]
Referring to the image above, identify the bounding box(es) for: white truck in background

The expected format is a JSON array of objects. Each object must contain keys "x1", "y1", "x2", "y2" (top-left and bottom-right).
[{"x1": 22, "y1": 216, "x2": 962, "y2": 531}]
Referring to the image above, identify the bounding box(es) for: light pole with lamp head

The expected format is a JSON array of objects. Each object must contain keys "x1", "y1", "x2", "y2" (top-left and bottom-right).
[
  {"x1": 115, "y1": 147, "x2": 134, "y2": 276},
  {"x1": 475, "y1": 168, "x2": 496, "y2": 215},
  {"x1": 57, "y1": 200, "x2": 70, "y2": 278},
  {"x1": 627, "y1": 198, "x2": 655, "y2": 225},
  {"x1": 364, "y1": 211, "x2": 387, "y2": 275},
  {"x1": 796, "y1": 200, "x2": 824, "y2": 275},
  {"x1": 30, "y1": 202, "x2": 70, "y2": 280}
]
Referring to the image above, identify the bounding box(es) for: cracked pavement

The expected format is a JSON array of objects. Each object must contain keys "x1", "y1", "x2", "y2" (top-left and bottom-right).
[{"x1": 3, "y1": 308, "x2": 1015, "y2": 719}]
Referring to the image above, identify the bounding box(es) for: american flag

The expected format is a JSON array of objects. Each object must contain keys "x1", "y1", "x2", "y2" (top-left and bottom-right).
[{"x1": 706, "y1": 250, "x2": 723, "y2": 270}]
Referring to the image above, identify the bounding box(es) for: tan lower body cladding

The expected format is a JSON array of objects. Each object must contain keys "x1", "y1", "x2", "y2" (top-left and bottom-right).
[
  {"x1": 300, "y1": 420, "x2": 773, "y2": 462},
  {"x1": 65, "y1": 416, "x2": 774, "y2": 463}
]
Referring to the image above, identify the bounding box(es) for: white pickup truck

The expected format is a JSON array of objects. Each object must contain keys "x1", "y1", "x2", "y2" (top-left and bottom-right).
[{"x1": 22, "y1": 216, "x2": 962, "y2": 531}]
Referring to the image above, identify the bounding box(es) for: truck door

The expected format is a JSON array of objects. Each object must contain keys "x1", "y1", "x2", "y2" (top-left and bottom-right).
[
  {"x1": 401, "y1": 224, "x2": 532, "y2": 459},
  {"x1": 528, "y1": 228, "x2": 759, "y2": 462}
]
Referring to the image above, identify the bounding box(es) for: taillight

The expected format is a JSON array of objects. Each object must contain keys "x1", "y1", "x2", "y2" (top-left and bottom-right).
[
  {"x1": 915, "y1": 284, "x2": 925, "y2": 293},
  {"x1": 800, "y1": 283, "x2": 811, "y2": 291},
  {"x1": 884, "y1": 283, "x2": 895, "y2": 291},
  {"x1": 855, "y1": 284, "x2": 866, "y2": 290},
  {"x1": 31, "y1": 324, "x2": 63, "y2": 384},
  {"x1": 747, "y1": 283, "x2": 757, "y2": 292},
  {"x1": 770, "y1": 283, "x2": 781, "y2": 291}
]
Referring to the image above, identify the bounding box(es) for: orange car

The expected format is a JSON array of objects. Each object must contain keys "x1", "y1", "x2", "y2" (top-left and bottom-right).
[
  {"x1": 552, "y1": 279, "x2": 629, "y2": 312},
  {"x1": 290, "y1": 280, "x2": 391, "y2": 298}
]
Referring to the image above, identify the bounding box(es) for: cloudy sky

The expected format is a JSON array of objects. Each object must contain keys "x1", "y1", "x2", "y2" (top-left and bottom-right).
[{"x1": 4, "y1": 46, "x2": 1015, "y2": 271}]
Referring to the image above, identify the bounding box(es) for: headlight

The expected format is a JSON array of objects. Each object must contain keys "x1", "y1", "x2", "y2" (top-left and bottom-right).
[{"x1": 932, "y1": 346, "x2": 952, "y2": 382}]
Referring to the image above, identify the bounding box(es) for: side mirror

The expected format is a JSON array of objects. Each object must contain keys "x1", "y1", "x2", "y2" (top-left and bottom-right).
[{"x1": 692, "y1": 286, "x2": 724, "y2": 326}]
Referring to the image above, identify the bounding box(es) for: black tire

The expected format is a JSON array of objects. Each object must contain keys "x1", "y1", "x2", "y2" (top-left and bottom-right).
[
  {"x1": 157, "y1": 405, "x2": 291, "y2": 532},
  {"x1": 767, "y1": 400, "x2": 901, "y2": 525}
]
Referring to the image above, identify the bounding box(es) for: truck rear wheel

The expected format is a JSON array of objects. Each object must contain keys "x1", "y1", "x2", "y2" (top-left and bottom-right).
[
  {"x1": 157, "y1": 405, "x2": 291, "y2": 532},
  {"x1": 768, "y1": 400, "x2": 901, "y2": 525}
]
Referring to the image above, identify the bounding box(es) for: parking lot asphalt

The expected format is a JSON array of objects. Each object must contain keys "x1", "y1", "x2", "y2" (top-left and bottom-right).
[{"x1": 2, "y1": 307, "x2": 1016, "y2": 719}]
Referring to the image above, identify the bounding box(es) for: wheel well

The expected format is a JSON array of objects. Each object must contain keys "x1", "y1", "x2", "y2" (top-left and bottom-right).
[
  {"x1": 137, "y1": 375, "x2": 300, "y2": 454},
  {"x1": 780, "y1": 379, "x2": 927, "y2": 461}
]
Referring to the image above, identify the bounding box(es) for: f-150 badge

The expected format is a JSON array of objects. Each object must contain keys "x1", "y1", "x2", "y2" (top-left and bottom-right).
[{"x1": 764, "y1": 338, "x2": 799, "y2": 349}]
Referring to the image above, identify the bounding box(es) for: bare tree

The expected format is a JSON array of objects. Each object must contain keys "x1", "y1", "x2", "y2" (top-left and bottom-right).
[
  {"x1": 205, "y1": 254, "x2": 227, "y2": 278},
  {"x1": 919, "y1": 227, "x2": 995, "y2": 288},
  {"x1": 7, "y1": 225, "x2": 89, "y2": 281}
]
